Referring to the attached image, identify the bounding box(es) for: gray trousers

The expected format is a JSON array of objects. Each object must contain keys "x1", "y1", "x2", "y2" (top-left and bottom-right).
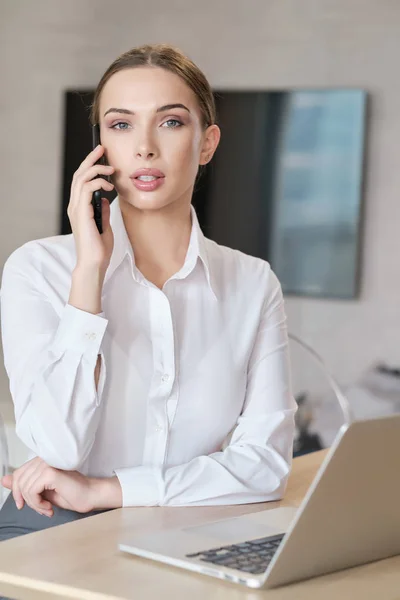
[{"x1": 0, "y1": 492, "x2": 111, "y2": 599}]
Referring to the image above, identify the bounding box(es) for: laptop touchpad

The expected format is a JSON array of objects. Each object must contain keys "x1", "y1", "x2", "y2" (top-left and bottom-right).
[{"x1": 183, "y1": 507, "x2": 296, "y2": 544}]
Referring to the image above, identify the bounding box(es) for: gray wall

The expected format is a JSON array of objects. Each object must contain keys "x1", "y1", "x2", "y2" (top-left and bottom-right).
[{"x1": 1, "y1": 0, "x2": 400, "y2": 414}]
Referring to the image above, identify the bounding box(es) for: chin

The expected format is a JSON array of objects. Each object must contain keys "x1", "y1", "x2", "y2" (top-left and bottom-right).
[
  {"x1": 120, "y1": 180, "x2": 191, "y2": 212},
  {"x1": 122, "y1": 191, "x2": 177, "y2": 212}
]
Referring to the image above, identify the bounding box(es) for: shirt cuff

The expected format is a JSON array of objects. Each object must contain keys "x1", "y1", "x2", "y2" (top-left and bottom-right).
[
  {"x1": 52, "y1": 303, "x2": 108, "y2": 355},
  {"x1": 114, "y1": 466, "x2": 162, "y2": 507}
]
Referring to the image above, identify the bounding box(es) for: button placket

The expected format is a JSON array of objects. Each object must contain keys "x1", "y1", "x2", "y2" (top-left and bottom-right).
[{"x1": 143, "y1": 290, "x2": 175, "y2": 466}]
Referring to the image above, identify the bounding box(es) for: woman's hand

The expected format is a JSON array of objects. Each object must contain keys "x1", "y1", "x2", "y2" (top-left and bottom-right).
[
  {"x1": 68, "y1": 144, "x2": 115, "y2": 274},
  {"x1": 1, "y1": 458, "x2": 122, "y2": 516}
]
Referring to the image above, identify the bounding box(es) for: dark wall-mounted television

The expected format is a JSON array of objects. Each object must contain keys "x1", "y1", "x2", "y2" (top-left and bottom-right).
[{"x1": 60, "y1": 88, "x2": 367, "y2": 299}]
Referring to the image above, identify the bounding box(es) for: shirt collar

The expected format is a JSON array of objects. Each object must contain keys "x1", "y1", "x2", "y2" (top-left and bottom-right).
[{"x1": 104, "y1": 196, "x2": 218, "y2": 300}]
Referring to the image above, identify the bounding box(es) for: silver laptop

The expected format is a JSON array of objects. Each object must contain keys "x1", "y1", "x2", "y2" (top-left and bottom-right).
[{"x1": 118, "y1": 415, "x2": 400, "y2": 589}]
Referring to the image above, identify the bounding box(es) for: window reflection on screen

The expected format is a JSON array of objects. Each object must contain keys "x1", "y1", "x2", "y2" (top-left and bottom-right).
[{"x1": 269, "y1": 90, "x2": 366, "y2": 298}]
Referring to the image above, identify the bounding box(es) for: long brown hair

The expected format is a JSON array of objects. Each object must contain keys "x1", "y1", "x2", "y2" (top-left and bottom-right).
[{"x1": 90, "y1": 44, "x2": 216, "y2": 129}]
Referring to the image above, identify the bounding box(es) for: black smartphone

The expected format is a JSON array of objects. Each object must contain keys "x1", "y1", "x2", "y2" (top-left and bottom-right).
[{"x1": 91, "y1": 124, "x2": 108, "y2": 234}]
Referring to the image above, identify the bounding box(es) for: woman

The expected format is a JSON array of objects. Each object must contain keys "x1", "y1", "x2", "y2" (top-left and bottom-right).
[{"x1": 0, "y1": 44, "x2": 296, "y2": 540}]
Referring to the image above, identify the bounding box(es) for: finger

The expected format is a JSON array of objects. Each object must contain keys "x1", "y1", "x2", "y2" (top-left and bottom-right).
[
  {"x1": 42, "y1": 489, "x2": 62, "y2": 510},
  {"x1": 12, "y1": 476, "x2": 25, "y2": 510},
  {"x1": 101, "y1": 198, "x2": 111, "y2": 232},
  {"x1": 23, "y1": 479, "x2": 53, "y2": 516},
  {"x1": 70, "y1": 177, "x2": 115, "y2": 211},
  {"x1": 70, "y1": 146, "x2": 109, "y2": 196},
  {"x1": 1, "y1": 474, "x2": 12, "y2": 489},
  {"x1": 22, "y1": 465, "x2": 54, "y2": 515},
  {"x1": 74, "y1": 144, "x2": 106, "y2": 178},
  {"x1": 18, "y1": 459, "x2": 49, "y2": 514},
  {"x1": 30, "y1": 471, "x2": 56, "y2": 515},
  {"x1": 68, "y1": 182, "x2": 115, "y2": 221},
  {"x1": 75, "y1": 164, "x2": 115, "y2": 187},
  {"x1": 17, "y1": 458, "x2": 45, "y2": 494},
  {"x1": 10, "y1": 457, "x2": 43, "y2": 509},
  {"x1": 12, "y1": 468, "x2": 29, "y2": 509}
]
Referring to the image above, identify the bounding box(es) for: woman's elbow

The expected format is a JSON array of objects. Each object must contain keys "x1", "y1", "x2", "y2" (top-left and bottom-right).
[{"x1": 15, "y1": 421, "x2": 93, "y2": 471}]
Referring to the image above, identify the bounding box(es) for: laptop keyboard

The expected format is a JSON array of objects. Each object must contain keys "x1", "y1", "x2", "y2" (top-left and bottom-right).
[{"x1": 185, "y1": 533, "x2": 284, "y2": 575}]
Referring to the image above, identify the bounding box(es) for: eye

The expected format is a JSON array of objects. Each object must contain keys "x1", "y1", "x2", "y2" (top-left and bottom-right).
[
  {"x1": 162, "y1": 119, "x2": 183, "y2": 129},
  {"x1": 111, "y1": 122, "x2": 130, "y2": 130}
]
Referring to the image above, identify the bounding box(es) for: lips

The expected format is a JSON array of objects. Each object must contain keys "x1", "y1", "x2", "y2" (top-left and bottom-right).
[
  {"x1": 130, "y1": 168, "x2": 165, "y2": 180},
  {"x1": 130, "y1": 168, "x2": 166, "y2": 192}
]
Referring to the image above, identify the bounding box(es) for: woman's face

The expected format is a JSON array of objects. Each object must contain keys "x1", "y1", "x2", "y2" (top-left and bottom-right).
[{"x1": 99, "y1": 66, "x2": 220, "y2": 212}]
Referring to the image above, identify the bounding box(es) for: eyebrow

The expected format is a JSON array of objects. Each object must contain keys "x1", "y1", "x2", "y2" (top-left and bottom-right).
[{"x1": 103, "y1": 103, "x2": 191, "y2": 117}]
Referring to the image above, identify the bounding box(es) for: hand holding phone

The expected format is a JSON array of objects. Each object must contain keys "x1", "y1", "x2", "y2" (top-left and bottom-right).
[{"x1": 67, "y1": 132, "x2": 115, "y2": 274}]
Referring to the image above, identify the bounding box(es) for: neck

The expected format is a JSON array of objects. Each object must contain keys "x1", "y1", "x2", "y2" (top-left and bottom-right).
[{"x1": 119, "y1": 196, "x2": 193, "y2": 287}]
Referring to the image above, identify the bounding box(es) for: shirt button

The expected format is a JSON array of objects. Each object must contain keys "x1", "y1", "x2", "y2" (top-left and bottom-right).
[
  {"x1": 161, "y1": 374, "x2": 170, "y2": 383},
  {"x1": 155, "y1": 425, "x2": 163, "y2": 432},
  {"x1": 84, "y1": 332, "x2": 97, "y2": 340}
]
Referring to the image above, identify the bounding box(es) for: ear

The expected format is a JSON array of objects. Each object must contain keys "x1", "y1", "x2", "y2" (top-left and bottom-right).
[{"x1": 199, "y1": 124, "x2": 221, "y2": 165}]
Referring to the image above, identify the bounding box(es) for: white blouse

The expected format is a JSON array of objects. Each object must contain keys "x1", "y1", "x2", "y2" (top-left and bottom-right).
[{"x1": 0, "y1": 197, "x2": 296, "y2": 507}]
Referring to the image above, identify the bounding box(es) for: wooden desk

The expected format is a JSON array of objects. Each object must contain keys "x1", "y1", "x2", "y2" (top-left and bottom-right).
[{"x1": 0, "y1": 449, "x2": 399, "y2": 600}]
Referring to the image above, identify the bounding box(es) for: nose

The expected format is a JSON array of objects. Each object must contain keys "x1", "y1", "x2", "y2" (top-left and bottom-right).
[
  {"x1": 136, "y1": 147, "x2": 155, "y2": 160},
  {"x1": 134, "y1": 127, "x2": 158, "y2": 161}
]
